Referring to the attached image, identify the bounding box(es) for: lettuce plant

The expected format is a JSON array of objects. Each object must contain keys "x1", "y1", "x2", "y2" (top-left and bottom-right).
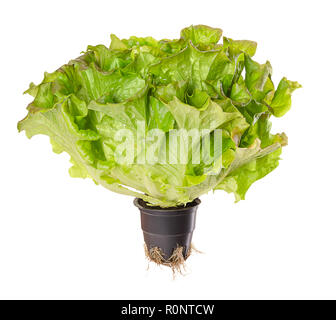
[{"x1": 18, "y1": 25, "x2": 300, "y2": 207}]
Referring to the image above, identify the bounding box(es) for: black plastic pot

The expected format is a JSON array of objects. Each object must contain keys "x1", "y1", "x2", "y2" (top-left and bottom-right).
[{"x1": 134, "y1": 198, "x2": 201, "y2": 259}]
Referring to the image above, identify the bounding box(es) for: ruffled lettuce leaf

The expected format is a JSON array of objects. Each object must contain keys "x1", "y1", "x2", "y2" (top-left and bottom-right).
[{"x1": 215, "y1": 141, "x2": 283, "y2": 201}]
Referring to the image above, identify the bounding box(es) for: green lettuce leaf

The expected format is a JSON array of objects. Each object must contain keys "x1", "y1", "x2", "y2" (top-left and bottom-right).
[
  {"x1": 180, "y1": 25, "x2": 222, "y2": 48},
  {"x1": 215, "y1": 139, "x2": 283, "y2": 201},
  {"x1": 270, "y1": 77, "x2": 302, "y2": 117}
]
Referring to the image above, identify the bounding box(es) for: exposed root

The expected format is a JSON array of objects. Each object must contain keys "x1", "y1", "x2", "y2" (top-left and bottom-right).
[
  {"x1": 188, "y1": 243, "x2": 203, "y2": 256},
  {"x1": 144, "y1": 243, "x2": 202, "y2": 276}
]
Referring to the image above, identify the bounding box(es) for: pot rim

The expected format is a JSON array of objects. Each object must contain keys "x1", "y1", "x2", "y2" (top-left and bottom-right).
[{"x1": 134, "y1": 198, "x2": 201, "y2": 213}]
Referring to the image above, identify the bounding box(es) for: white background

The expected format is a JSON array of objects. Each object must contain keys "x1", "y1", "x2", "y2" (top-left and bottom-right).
[{"x1": 1, "y1": 0, "x2": 335, "y2": 299}]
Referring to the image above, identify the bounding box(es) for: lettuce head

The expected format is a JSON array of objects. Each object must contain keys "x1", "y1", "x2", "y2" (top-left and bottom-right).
[{"x1": 18, "y1": 25, "x2": 300, "y2": 207}]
